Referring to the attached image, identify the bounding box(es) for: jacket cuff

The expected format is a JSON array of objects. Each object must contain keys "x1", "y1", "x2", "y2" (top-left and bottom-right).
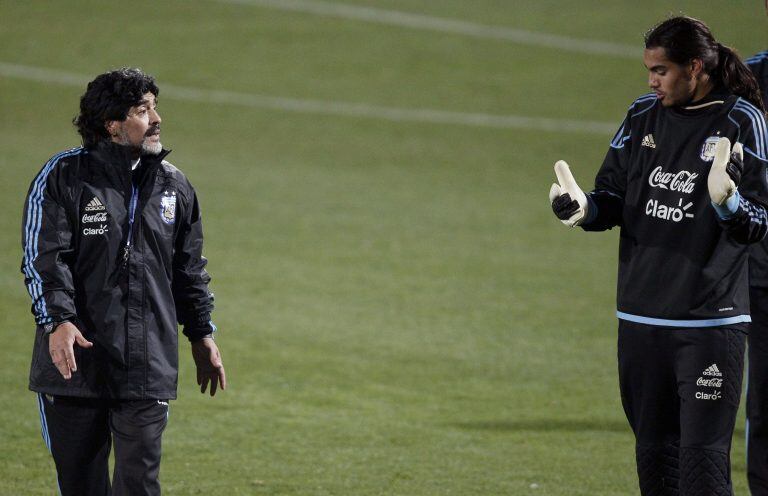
[
  {"x1": 182, "y1": 313, "x2": 217, "y2": 342},
  {"x1": 711, "y1": 191, "x2": 741, "y2": 219},
  {"x1": 32, "y1": 289, "x2": 76, "y2": 326}
]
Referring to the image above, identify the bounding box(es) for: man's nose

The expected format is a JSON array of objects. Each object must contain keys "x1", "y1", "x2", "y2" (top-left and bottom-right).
[{"x1": 150, "y1": 108, "x2": 161, "y2": 125}]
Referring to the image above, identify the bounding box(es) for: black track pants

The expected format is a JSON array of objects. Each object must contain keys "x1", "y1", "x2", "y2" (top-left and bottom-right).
[
  {"x1": 748, "y1": 286, "x2": 768, "y2": 496},
  {"x1": 36, "y1": 395, "x2": 169, "y2": 496},
  {"x1": 618, "y1": 320, "x2": 746, "y2": 496}
]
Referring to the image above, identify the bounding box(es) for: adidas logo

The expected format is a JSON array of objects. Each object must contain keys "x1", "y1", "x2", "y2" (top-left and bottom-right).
[
  {"x1": 85, "y1": 197, "x2": 106, "y2": 212},
  {"x1": 702, "y1": 363, "x2": 722, "y2": 377},
  {"x1": 641, "y1": 134, "x2": 656, "y2": 148}
]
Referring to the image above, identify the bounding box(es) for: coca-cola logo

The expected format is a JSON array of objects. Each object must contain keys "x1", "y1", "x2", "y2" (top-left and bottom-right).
[
  {"x1": 82, "y1": 212, "x2": 108, "y2": 223},
  {"x1": 696, "y1": 377, "x2": 723, "y2": 388},
  {"x1": 648, "y1": 166, "x2": 698, "y2": 194}
]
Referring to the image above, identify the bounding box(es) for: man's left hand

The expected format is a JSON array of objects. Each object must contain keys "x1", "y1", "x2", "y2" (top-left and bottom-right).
[
  {"x1": 191, "y1": 337, "x2": 226, "y2": 396},
  {"x1": 708, "y1": 137, "x2": 744, "y2": 205}
]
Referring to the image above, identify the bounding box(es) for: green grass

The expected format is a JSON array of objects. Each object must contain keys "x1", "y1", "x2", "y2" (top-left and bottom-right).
[{"x1": 0, "y1": 1, "x2": 765, "y2": 494}]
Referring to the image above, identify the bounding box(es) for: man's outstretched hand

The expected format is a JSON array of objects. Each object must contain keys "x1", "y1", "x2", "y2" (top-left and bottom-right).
[
  {"x1": 49, "y1": 321, "x2": 93, "y2": 380},
  {"x1": 191, "y1": 337, "x2": 226, "y2": 396}
]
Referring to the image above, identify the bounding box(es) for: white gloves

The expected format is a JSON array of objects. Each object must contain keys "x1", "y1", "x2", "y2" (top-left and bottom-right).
[
  {"x1": 549, "y1": 160, "x2": 589, "y2": 227},
  {"x1": 707, "y1": 137, "x2": 743, "y2": 206}
]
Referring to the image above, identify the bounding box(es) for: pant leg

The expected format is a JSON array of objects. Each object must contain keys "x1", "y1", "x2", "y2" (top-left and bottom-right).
[
  {"x1": 749, "y1": 286, "x2": 768, "y2": 496},
  {"x1": 618, "y1": 321, "x2": 681, "y2": 496},
  {"x1": 676, "y1": 327, "x2": 746, "y2": 496},
  {"x1": 37, "y1": 394, "x2": 111, "y2": 496},
  {"x1": 110, "y1": 399, "x2": 169, "y2": 496}
]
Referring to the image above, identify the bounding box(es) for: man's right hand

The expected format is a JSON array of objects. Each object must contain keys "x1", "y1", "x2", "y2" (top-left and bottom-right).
[
  {"x1": 48, "y1": 322, "x2": 93, "y2": 380},
  {"x1": 549, "y1": 160, "x2": 589, "y2": 227}
]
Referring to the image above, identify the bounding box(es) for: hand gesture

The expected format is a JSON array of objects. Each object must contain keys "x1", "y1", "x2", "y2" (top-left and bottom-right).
[
  {"x1": 708, "y1": 137, "x2": 744, "y2": 205},
  {"x1": 191, "y1": 337, "x2": 227, "y2": 396},
  {"x1": 549, "y1": 160, "x2": 589, "y2": 227},
  {"x1": 48, "y1": 321, "x2": 93, "y2": 380}
]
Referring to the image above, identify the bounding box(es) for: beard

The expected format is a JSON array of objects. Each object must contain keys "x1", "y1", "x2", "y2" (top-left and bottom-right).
[
  {"x1": 115, "y1": 126, "x2": 163, "y2": 156},
  {"x1": 141, "y1": 138, "x2": 163, "y2": 155}
]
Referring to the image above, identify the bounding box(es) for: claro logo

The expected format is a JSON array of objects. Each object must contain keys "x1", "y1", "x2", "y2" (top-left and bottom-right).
[
  {"x1": 646, "y1": 198, "x2": 695, "y2": 223},
  {"x1": 648, "y1": 166, "x2": 698, "y2": 194}
]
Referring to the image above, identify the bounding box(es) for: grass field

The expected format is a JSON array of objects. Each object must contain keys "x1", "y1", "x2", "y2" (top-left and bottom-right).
[{"x1": 1, "y1": 1, "x2": 767, "y2": 494}]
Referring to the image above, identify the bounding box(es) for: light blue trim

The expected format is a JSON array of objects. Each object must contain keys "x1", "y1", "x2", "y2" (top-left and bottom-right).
[
  {"x1": 36, "y1": 394, "x2": 61, "y2": 496},
  {"x1": 22, "y1": 148, "x2": 83, "y2": 323},
  {"x1": 36, "y1": 393, "x2": 51, "y2": 452},
  {"x1": 731, "y1": 99, "x2": 768, "y2": 159},
  {"x1": 617, "y1": 311, "x2": 751, "y2": 327},
  {"x1": 609, "y1": 94, "x2": 658, "y2": 149},
  {"x1": 711, "y1": 191, "x2": 741, "y2": 219},
  {"x1": 746, "y1": 50, "x2": 768, "y2": 64},
  {"x1": 629, "y1": 94, "x2": 658, "y2": 118},
  {"x1": 737, "y1": 101, "x2": 766, "y2": 157},
  {"x1": 746, "y1": 358, "x2": 751, "y2": 468}
]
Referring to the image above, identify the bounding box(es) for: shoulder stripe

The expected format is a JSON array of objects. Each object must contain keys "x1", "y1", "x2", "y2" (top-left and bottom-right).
[
  {"x1": 610, "y1": 94, "x2": 658, "y2": 149},
  {"x1": 746, "y1": 50, "x2": 768, "y2": 65},
  {"x1": 22, "y1": 147, "x2": 82, "y2": 322},
  {"x1": 736, "y1": 102, "x2": 764, "y2": 157},
  {"x1": 732, "y1": 100, "x2": 767, "y2": 160}
]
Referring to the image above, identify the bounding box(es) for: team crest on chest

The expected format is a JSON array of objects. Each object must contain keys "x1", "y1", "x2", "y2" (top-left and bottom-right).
[
  {"x1": 160, "y1": 190, "x2": 176, "y2": 225},
  {"x1": 700, "y1": 136, "x2": 720, "y2": 162}
]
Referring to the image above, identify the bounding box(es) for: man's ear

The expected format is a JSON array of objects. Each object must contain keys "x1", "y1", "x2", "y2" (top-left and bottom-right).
[
  {"x1": 689, "y1": 58, "x2": 705, "y2": 80},
  {"x1": 105, "y1": 121, "x2": 118, "y2": 137}
]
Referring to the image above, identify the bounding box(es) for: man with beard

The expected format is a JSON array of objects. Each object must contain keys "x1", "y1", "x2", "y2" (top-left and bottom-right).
[{"x1": 21, "y1": 68, "x2": 226, "y2": 496}]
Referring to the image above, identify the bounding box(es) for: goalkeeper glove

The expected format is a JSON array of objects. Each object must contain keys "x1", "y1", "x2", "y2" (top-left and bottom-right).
[
  {"x1": 708, "y1": 137, "x2": 744, "y2": 206},
  {"x1": 549, "y1": 160, "x2": 589, "y2": 227}
]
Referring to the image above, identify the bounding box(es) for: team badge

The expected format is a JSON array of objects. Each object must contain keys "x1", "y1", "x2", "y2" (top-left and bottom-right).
[
  {"x1": 160, "y1": 190, "x2": 176, "y2": 225},
  {"x1": 700, "y1": 136, "x2": 720, "y2": 162}
]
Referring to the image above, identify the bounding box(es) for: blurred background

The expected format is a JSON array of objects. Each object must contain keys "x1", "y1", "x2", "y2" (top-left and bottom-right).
[{"x1": 1, "y1": 1, "x2": 766, "y2": 494}]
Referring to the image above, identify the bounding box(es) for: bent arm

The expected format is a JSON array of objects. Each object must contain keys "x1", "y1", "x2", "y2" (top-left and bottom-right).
[{"x1": 712, "y1": 192, "x2": 768, "y2": 244}]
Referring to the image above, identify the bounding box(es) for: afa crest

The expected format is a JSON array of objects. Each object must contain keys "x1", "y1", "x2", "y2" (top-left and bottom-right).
[
  {"x1": 700, "y1": 136, "x2": 720, "y2": 162},
  {"x1": 160, "y1": 191, "x2": 176, "y2": 225}
]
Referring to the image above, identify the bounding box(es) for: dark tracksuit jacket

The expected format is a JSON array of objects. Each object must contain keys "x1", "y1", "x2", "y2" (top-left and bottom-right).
[
  {"x1": 21, "y1": 140, "x2": 215, "y2": 400},
  {"x1": 746, "y1": 50, "x2": 768, "y2": 287},
  {"x1": 743, "y1": 50, "x2": 768, "y2": 496},
  {"x1": 584, "y1": 91, "x2": 768, "y2": 325}
]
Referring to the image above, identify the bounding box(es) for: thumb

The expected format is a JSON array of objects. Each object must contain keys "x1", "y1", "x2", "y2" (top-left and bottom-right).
[
  {"x1": 549, "y1": 183, "x2": 562, "y2": 203},
  {"x1": 713, "y1": 137, "x2": 732, "y2": 171},
  {"x1": 554, "y1": 160, "x2": 579, "y2": 194},
  {"x1": 732, "y1": 141, "x2": 743, "y2": 162},
  {"x1": 74, "y1": 332, "x2": 94, "y2": 348}
]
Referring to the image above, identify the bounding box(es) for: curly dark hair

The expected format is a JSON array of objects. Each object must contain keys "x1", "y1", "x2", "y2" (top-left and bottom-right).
[{"x1": 73, "y1": 68, "x2": 159, "y2": 148}]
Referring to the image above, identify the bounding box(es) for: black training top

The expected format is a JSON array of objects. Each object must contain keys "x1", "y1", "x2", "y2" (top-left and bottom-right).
[
  {"x1": 583, "y1": 92, "x2": 768, "y2": 327},
  {"x1": 745, "y1": 51, "x2": 768, "y2": 287}
]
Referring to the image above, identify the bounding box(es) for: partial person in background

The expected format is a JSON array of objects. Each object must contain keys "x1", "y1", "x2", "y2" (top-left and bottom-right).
[
  {"x1": 21, "y1": 68, "x2": 226, "y2": 496},
  {"x1": 744, "y1": 5, "x2": 768, "y2": 491},
  {"x1": 549, "y1": 16, "x2": 768, "y2": 495}
]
